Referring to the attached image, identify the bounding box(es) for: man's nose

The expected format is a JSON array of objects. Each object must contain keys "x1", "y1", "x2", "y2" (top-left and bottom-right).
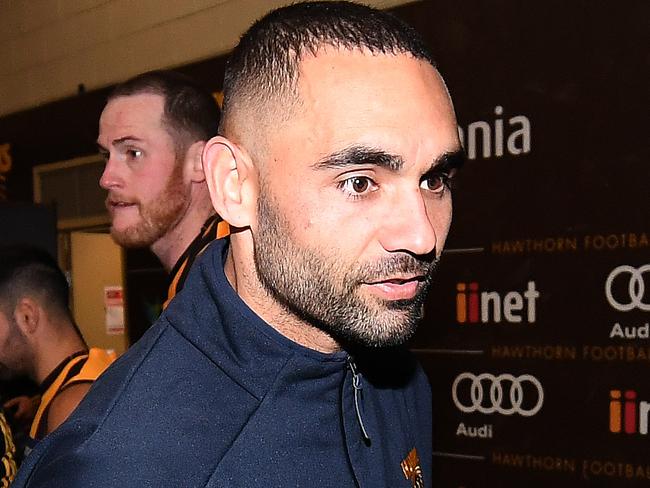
[
  {"x1": 99, "y1": 156, "x2": 122, "y2": 190},
  {"x1": 378, "y1": 190, "x2": 440, "y2": 257}
]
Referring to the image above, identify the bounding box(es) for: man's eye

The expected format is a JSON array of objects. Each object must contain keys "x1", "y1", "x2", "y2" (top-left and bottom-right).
[
  {"x1": 126, "y1": 149, "x2": 143, "y2": 159},
  {"x1": 339, "y1": 176, "x2": 377, "y2": 196},
  {"x1": 420, "y1": 173, "x2": 449, "y2": 193}
]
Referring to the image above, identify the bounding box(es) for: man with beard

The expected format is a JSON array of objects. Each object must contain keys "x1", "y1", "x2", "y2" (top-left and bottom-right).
[
  {"x1": 98, "y1": 70, "x2": 227, "y2": 303},
  {"x1": 13, "y1": 2, "x2": 464, "y2": 487},
  {"x1": 2, "y1": 73, "x2": 221, "y2": 436},
  {"x1": 7, "y1": 74, "x2": 225, "y2": 436},
  {"x1": 0, "y1": 247, "x2": 114, "y2": 450}
]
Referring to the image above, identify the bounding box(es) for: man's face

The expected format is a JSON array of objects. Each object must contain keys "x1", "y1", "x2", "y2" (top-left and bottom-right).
[
  {"x1": 0, "y1": 309, "x2": 29, "y2": 380},
  {"x1": 251, "y1": 49, "x2": 462, "y2": 348},
  {"x1": 98, "y1": 93, "x2": 190, "y2": 248}
]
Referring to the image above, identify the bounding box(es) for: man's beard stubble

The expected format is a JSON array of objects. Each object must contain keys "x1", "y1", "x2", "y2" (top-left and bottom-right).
[
  {"x1": 252, "y1": 190, "x2": 438, "y2": 349},
  {"x1": 109, "y1": 160, "x2": 189, "y2": 248},
  {"x1": 0, "y1": 316, "x2": 30, "y2": 381}
]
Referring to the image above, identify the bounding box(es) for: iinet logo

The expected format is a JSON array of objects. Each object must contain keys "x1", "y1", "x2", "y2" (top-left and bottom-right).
[
  {"x1": 456, "y1": 281, "x2": 540, "y2": 324},
  {"x1": 610, "y1": 390, "x2": 650, "y2": 435}
]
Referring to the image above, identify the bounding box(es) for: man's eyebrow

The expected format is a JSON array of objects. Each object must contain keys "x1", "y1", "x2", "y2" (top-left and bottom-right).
[
  {"x1": 312, "y1": 145, "x2": 404, "y2": 171},
  {"x1": 96, "y1": 136, "x2": 144, "y2": 151},
  {"x1": 312, "y1": 145, "x2": 467, "y2": 174},
  {"x1": 430, "y1": 149, "x2": 466, "y2": 173}
]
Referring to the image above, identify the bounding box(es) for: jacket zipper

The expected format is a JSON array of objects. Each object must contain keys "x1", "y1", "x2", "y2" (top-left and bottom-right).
[{"x1": 348, "y1": 357, "x2": 371, "y2": 443}]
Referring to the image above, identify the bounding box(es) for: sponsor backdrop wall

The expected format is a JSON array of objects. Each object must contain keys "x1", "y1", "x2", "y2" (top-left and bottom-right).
[
  {"x1": 0, "y1": 1, "x2": 647, "y2": 486},
  {"x1": 405, "y1": 2, "x2": 648, "y2": 487}
]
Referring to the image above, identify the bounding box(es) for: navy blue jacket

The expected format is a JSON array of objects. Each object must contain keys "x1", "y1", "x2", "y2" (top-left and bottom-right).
[{"x1": 14, "y1": 239, "x2": 431, "y2": 487}]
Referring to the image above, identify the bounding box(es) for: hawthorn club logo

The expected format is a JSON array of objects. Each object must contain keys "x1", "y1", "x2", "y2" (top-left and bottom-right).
[{"x1": 400, "y1": 448, "x2": 424, "y2": 488}]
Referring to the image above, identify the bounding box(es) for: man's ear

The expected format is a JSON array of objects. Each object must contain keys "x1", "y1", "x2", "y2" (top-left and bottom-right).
[
  {"x1": 186, "y1": 140, "x2": 207, "y2": 183},
  {"x1": 13, "y1": 297, "x2": 40, "y2": 335},
  {"x1": 202, "y1": 136, "x2": 256, "y2": 228}
]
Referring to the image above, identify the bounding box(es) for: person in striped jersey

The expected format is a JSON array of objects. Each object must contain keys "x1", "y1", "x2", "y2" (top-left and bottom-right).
[{"x1": 0, "y1": 246, "x2": 114, "y2": 451}]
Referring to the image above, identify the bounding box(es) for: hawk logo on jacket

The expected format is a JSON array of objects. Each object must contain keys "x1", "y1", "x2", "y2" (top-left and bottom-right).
[{"x1": 401, "y1": 447, "x2": 424, "y2": 487}]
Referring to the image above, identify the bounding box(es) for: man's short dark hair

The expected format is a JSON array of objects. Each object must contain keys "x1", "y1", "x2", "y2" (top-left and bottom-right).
[
  {"x1": 108, "y1": 70, "x2": 220, "y2": 155},
  {"x1": 0, "y1": 246, "x2": 71, "y2": 322},
  {"x1": 220, "y1": 1, "x2": 435, "y2": 135}
]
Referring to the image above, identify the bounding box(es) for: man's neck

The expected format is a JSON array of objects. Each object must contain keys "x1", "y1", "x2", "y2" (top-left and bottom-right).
[
  {"x1": 152, "y1": 206, "x2": 215, "y2": 272},
  {"x1": 224, "y1": 244, "x2": 341, "y2": 354},
  {"x1": 33, "y1": 326, "x2": 87, "y2": 385}
]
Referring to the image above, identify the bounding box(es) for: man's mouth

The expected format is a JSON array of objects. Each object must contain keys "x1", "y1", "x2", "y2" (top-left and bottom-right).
[
  {"x1": 106, "y1": 198, "x2": 137, "y2": 212},
  {"x1": 362, "y1": 275, "x2": 425, "y2": 300}
]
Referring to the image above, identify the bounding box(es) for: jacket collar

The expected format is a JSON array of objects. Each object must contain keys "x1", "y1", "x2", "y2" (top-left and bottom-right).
[{"x1": 162, "y1": 238, "x2": 348, "y2": 400}]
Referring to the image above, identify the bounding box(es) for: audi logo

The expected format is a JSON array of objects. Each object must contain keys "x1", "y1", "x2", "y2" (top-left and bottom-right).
[
  {"x1": 605, "y1": 265, "x2": 650, "y2": 312},
  {"x1": 452, "y1": 372, "x2": 544, "y2": 417}
]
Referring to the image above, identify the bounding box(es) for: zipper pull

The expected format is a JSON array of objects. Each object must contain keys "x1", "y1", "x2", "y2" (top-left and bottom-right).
[{"x1": 348, "y1": 357, "x2": 371, "y2": 443}]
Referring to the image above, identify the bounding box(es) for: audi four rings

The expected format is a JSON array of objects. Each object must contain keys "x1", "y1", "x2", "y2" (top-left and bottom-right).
[
  {"x1": 452, "y1": 373, "x2": 544, "y2": 417},
  {"x1": 605, "y1": 264, "x2": 650, "y2": 312}
]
